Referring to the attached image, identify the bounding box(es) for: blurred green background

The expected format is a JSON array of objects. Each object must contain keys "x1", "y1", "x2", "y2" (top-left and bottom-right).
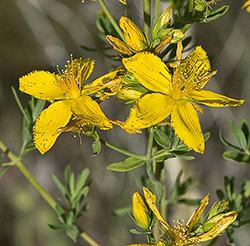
[{"x1": 0, "y1": 0, "x2": 250, "y2": 245}]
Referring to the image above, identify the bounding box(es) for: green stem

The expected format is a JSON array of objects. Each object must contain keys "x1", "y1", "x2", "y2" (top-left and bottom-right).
[
  {"x1": 145, "y1": 128, "x2": 156, "y2": 181},
  {"x1": 143, "y1": 0, "x2": 151, "y2": 41},
  {"x1": 80, "y1": 232, "x2": 100, "y2": 246},
  {"x1": 0, "y1": 140, "x2": 100, "y2": 246},
  {"x1": 0, "y1": 140, "x2": 56, "y2": 209},
  {"x1": 97, "y1": 0, "x2": 124, "y2": 41},
  {"x1": 155, "y1": 0, "x2": 160, "y2": 21},
  {"x1": 100, "y1": 138, "x2": 146, "y2": 160}
]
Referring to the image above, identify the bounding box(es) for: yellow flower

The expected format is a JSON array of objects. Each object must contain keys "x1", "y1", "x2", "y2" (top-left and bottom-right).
[
  {"x1": 106, "y1": 11, "x2": 183, "y2": 56},
  {"x1": 135, "y1": 187, "x2": 237, "y2": 246},
  {"x1": 19, "y1": 56, "x2": 112, "y2": 154},
  {"x1": 243, "y1": 0, "x2": 250, "y2": 12},
  {"x1": 122, "y1": 46, "x2": 244, "y2": 153}
]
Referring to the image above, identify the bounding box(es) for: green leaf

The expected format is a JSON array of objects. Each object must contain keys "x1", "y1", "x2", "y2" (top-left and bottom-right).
[
  {"x1": 223, "y1": 151, "x2": 250, "y2": 163},
  {"x1": 153, "y1": 128, "x2": 171, "y2": 148},
  {"x1": 69, "y1": 173, "x2": 75, "y2": 197},
  {"x1": 67, "y1": 211, "x2": 75, "y2": 225},
  {"x1": 204, "y1": 132, "x2": 211, "y2": 142},
  {"x1": 241, "y1": 119, "x2": 250, "y2": 148},
  {"x1": 178, "y1": 198, "x2": 200, "y2": 206},
  {"x1": 113, "y1": 205, "x2": 132, "y2": 216},
  {"x1": 0, "y1": 153, "x2": 4, "y2": 165},
  {"x1": 65, "y1": 225, "x2": 79, "y2": 242},
  {"x1": 230, "y1": 121, "x2": 247, "y2": 150},
  {"x1": 32, "y1": 98, "x2": 46, "y2": 121},
  {"x1": 52, "y1": 174, "x2": 67, "y2": 196},
  {"x1": 92, "y1": 138, "x2": 101, "y2": 156},
  {"x1": 200, "y1": 6, "x2": 229, "y2": 23},
  {"x1": 48, "y1": 224, "x2": 67, "y2": 230},
  {"x1": 153, "y1": 149, "x2": 174, "y2": 162},
  {"x1": 176, "y1": 155, "x2": 195, "y2": 160},
  {"x1": 75, "y1": 168, "x2": 89, "y2": 197},
  {"x1": 216, "y1": 189, "x2": 225, "y2": 200},
  {"x1": 64, "y1": 165, "x2": 71, "y2": 185},
  {"x1": 0, "y1": 167, "x2": 9, "y2": 180},
  {"x1": 219, "y1": 130, "x2": 243, "y2": 152},
  {"x1": 107, "y1": 157, "x2": 145, "y2": 172},
  {"x1": 129, "y1": 228, "x2": 151, "y2": 235}
]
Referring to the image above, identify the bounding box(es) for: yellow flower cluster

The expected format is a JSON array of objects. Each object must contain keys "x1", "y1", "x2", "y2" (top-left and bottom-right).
[
  {"x1": 19, "y1": 10, "x2": 244, "y2": 155},
  {"x1": 130, "y1": 187, "x2": 237, "y2": 246}
]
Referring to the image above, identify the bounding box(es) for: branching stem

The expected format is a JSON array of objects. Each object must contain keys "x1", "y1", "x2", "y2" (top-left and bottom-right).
[
  {"x1": 0, "y1": 140, "x2": 100, "y2": 246},
  {"x1": 100, "y1": 138, "x2": 146, "y2": 160}
]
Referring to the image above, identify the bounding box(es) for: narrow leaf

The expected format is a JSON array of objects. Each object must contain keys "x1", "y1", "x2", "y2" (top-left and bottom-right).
[
  {"x1": 230, "y1": 121, "x2": 247, "y2": 150},
  {"x1": 107, "y1": 157, "x2": 145, "y2": 172},
  {"x1": 52, "y1": 174, "x2": 67, "y2": 196},
  {"x1": 75, "y1": 168, "x2": 89, "y2": 196}
]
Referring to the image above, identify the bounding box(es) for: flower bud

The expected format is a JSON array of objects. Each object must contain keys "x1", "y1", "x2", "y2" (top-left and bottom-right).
[
  {"x1": 152, "y1": 8, "x2": 171, "y2": 40},
  {"x1": 170, "y1": 29, "x2": 185, "y2": 43},
  {"x1": 132, "y1": 192, "x2": 151, "y2": 230},
  {"x1": 116, "y1": 87, "x2": 142, "y2": 101}
]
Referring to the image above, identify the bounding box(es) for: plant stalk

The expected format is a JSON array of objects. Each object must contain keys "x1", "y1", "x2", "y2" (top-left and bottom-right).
[
  {"x1": 100, "y1": 138, "x2": 146, "y2": 160},
  {"x1": 0, "y1": 140, "x2": 100, "y2": 246},
  {"x1": 155, "y1": 0, "x2": 160, "y2": 21},
  {"x1": 97, "y1": 0, "x2": 125, "y2": 41},
  {"x1": 143, "y1": 0, "x2": 151, "y2": 41}
]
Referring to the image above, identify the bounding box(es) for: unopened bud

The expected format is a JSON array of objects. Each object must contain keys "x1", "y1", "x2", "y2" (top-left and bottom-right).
[
  {"x1": 152, "y1": 8, "x2": 171, "y2": 40},
  {"x1": 116, "y1": 87, "x2": 142, "y2": 101},
  {"x1": 132, "y1": 192, "x2": 151, "y2": 230}
]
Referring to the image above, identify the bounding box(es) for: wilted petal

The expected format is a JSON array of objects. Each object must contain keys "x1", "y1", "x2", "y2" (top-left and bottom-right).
[
  {"x1": 192, "y1": 211, "x2": 238, "y2": 242},
  {"x1": 186, "y1": 194, "x2": 209, "y2": 232},
  {"x1": 143, "y1": 187, "x2": 174, "y2": 237},
  {"x1": 106, "y1": 35, "x2": 133, "y2": 55}
]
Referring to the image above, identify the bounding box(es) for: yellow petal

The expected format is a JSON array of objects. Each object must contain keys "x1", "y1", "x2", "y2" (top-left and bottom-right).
[
  {"x1": 19, "y1": 71, "x2": 65, "y2": 100},
  {"x1": 243, "y1": 0, "x2": 250, "y2": 10},
  {"x1": 171, "y1": 100, "x2": 204, "y2": 153},
  {"x1": 128, "y1": 245, "x2": 153, "y2": 246},
  {"x1": 143, "y1": 187, "x2": 174, "y2": 237},
  {"x1": 119, "y1": 0, "x2": 127, "y2": 4},
  {"x1": 186, "y1": 194, "x2": 209, "y2": 232},
  {"x1": 187, "y1": 90, "x2": 244, "y2": 107},
  {"x1": 192, "y1": 211, "x2": 238, "y2": 242},
  {"x1": 124, "y1": 93, "x2": 175, "y2": 130},
  {"x1": 72, "y1": 95, "x2": 113, "y2": 130},
  {"x1": 69, "y1": 58, "x2": 94, "y2": 85},
  {"x1": 82, "y1": 68, "x2": 125, "y2": 95},
  {"x1": 122, "y1": 52, "x2": 171, "y2": 94},
  {"x1": 172, "y1": 46, "x2": 214, "y2": 96},
  {"x1": 33, "y1": 100, "x2": 73, "y2": 154},
  {"x1": 119, "y1": 16, "x2": 148, "y2": 52},
  {"x1": 55, "y1": 57, "x2": 95, "y2": 99},
  {"x1": 106, "y1": 35, "x2": 133, "y2": 55}
]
